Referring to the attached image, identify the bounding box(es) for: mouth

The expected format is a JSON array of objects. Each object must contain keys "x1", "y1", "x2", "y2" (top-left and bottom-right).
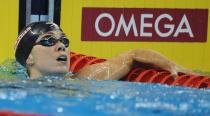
[{"x1": 56, "y1": 55, "x2": 68, "y2": 64}]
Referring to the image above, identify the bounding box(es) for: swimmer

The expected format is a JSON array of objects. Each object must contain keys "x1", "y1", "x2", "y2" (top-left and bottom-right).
[{"x1": 15, "y1": 21, "x2": 195, "y2": 79}]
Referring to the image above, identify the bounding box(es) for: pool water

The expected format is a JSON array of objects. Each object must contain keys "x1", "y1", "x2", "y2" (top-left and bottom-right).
[{"x1": 0, "y1": 59, "x2": 210, "y2": 116}]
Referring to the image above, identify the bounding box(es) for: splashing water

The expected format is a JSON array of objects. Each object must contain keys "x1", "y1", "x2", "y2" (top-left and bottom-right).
[{"x1": 0, "y1": 59, "x2": 210, "y2": 116}]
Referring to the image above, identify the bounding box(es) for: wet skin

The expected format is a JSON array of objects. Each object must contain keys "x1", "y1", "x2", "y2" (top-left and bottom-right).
[
  {"x1": 26, "y1": 31, "x2": 195, "y2": 79},
  {"x1": 26, "y1": 31, "x2": 70, "y2": 78}
]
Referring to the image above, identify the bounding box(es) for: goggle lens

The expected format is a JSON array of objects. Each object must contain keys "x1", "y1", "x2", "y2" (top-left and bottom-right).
[{"x1": 36, "y1": 36, "x2": 69, "y2": 47}]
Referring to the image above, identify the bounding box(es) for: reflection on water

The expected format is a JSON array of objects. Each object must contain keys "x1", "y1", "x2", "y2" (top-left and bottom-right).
[{"x1": 0, "y1": 59, "x2": 209, "y2": 116}]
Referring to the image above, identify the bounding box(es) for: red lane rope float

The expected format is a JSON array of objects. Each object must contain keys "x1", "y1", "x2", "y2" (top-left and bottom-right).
[
  {"x1": 69, "y1": 54, "x2": 85, "y2": 72},
  {"x1": 70, "y1": 53, "x2": 107, "y2": 72},
  {"x1": 159, "y1": 74, "x2": 174, "y2": 85},
  {"x1": 69, "y1": 52, "x2": 210, "y2": 88},
  {"x1": 84, "y1": 58, "x2": 107, "y2": 67},
  {"x1": 148, "y1": 72, "x2": 171, "y2": 83},
  {"x1": 71, "y1": 56, "x2": 96, "y2": 72},
  {"x1": 135, "y1": 69, "x2": 157, "y2": 82},
  {"x1": 193, "y1": 76, "x2": 209, "y2": 88},
  {"x1": 0, "y1": 110, "x2": 43, "y2": 116},
  {"x1": 200, "y1": 78, "x2": 210, "y2": 88},
  {"x1": 125, "y1": 68, "x2": 145, "y2": 82}
]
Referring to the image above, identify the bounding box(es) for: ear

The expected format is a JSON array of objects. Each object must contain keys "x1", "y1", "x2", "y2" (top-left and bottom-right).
[{"x1": 26, "y1": 54, "x2": 34, "y2": 66}]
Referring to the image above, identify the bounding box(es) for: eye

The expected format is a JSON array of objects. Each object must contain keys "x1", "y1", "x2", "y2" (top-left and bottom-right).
[
  {"x1": 60, "y1": 37, "x2": 69, "y2": 47},
  {"x1": 39, "y1": 39, "x2": 53, "y2": 46},
  {"x1": 60, "y1": 36, "x2": 68, "y2": 40},
  {"x1": 60, "y1": 37, "x2": 69, "y2": 42},
  {"x1": 38, "y1": 36, "x2": 57, "y2": 46},
  {"x1": 48, "y1": 37, "x2": 57, "y2": 42},
  {"x1": 41, "y1": 35, "x2": 52, "y2": 40}
]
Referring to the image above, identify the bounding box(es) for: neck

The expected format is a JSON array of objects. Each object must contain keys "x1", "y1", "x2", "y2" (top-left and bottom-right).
[
  {"x1": 29, "y1": 68, "x2": 43, "y2": 79},
  {"x1": 29, "y1": 68, "x2": 66, "y2": 79}
]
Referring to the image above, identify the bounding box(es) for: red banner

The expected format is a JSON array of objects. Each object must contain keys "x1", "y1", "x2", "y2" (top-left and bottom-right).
[{"x1": 81, "y1": 8, "x2": 208, "y2": 42}]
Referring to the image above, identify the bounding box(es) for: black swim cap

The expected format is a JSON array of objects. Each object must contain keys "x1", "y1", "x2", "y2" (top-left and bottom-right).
[{"x1": 14, "y1": 21, "x2": 63, "y2": 67}]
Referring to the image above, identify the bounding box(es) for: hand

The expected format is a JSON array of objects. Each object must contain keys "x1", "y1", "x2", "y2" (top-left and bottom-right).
[{"x1": 168, "y1": 65, "x2": 196, "y2": 79}]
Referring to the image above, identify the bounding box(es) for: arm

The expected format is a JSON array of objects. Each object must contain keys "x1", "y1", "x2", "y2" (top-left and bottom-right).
[
  {"x1": 73, "y1": 49, "x2": 195, "y2": 80},
  {"x1": 133, "y1": 49, "x2": 195, "y2": 77}
]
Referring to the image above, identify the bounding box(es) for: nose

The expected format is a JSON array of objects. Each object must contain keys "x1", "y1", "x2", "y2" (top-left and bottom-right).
[{"x1": 55, "y1": 42, "x2": 65, "y2": 52}]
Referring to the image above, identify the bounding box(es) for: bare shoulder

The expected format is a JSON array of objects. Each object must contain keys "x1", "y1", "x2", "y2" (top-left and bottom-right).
[{"x1": 73, "y1": 50, "x2": 137, "y2": 80}]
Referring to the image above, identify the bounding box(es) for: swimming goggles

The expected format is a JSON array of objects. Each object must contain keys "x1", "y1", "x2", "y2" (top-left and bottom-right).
[{"x1": 35, "y1": 35, "x2": 69, "y2": 47}]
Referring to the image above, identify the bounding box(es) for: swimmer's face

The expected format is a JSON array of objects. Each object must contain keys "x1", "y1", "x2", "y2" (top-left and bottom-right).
[{"x1": 27, "y1": 30, "x2": 70, "y2": 78}]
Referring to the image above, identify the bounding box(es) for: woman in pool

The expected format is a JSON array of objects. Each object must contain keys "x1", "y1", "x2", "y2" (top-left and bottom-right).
[{"x1": 15, "y1": 21, "x2": 195, "y2": 79}]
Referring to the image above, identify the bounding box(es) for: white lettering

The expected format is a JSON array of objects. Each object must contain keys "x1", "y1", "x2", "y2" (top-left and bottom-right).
[
  {"x1": 140, "y1": 14, "x2": 153, "y2": 37},
  {"x1": 115, "y1": 14, "x2": 138, "y2": 37},
  {"x1": 155, "y1": 14, "x2": 174, "y2": 37},
  {"x1": 174, "y1": 14, "x2": 194, "y2": 37},
  {"x1": 95, "y1": 13, "x2": 115, "y2": 37},
  {"x1": 94, "y1": 13, "x2": 194, "y2": 39}
]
